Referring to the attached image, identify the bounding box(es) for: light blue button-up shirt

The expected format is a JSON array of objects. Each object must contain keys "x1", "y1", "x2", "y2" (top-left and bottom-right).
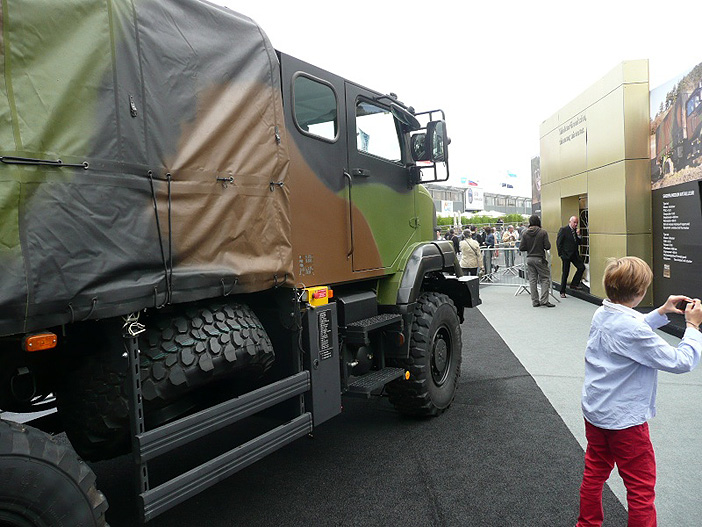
[{"x1": 582, "y1": 299, "x2": 702, "y2": 430}]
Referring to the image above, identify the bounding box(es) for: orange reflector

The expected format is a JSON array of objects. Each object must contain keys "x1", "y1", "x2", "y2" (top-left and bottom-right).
[
  {"x1": 405, "y1": 371, "x2": 410, "y2": 380},
  {"x1": 23, "y1": 332, "x2": 57, "y2": 352}
]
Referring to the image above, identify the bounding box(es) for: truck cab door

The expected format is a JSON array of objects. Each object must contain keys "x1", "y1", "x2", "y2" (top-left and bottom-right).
[
  {"x1": 281, "y1": 54, "x2": 354, "y2": 285},
  {"x1": 345, "y1": 83, "x2": 417, "y2": 272}
]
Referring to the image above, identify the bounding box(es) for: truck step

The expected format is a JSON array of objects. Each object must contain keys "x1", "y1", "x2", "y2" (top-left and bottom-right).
[
  {"x1": 345, "y1": 367, "x2": 406, "y2": 398},
  {"x1": 344, "y1": 313, "x2": 402, "y2": 346}
]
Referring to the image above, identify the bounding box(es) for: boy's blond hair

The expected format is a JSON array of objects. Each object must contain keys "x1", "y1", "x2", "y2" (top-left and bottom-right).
[{"x1": 603, "y1": 256, "x2": 653, "y2": 303}]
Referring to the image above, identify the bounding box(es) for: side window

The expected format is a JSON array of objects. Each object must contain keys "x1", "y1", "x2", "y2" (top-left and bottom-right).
[
  {"x1": 356, "y1": 101, "x2": 401, "y2": 162},
  {"x1": 293, "y1": 74, "x2": 338, "y2": 141}
]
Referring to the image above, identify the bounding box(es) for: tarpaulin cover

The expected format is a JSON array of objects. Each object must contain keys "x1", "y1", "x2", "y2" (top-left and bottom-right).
[{"x1": 0, "y1": 0, "x2": 292, "y2": 336}]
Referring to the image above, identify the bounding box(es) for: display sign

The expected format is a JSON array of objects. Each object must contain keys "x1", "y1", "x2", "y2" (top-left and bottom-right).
[
  {"x1": 652, "y1": 182, "x2": 702, "y2": 303},
  {"x1": 650, "y1": 63, "x2": 702, "y2": 190},
  {"x1": 464, "y1": 187, "x2": 484, "y2": 212},
  {"x1": 651, "y1": 62, "x2": 702, "y2": 304}
]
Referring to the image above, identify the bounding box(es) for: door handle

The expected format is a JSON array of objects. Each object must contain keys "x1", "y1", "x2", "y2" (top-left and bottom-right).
[
  {"x1": 344, "y1": 171, "x2": 354, "y2": 259},
  {"x1": 351, "y1": 168, "x2": 371, "y2": 177}
]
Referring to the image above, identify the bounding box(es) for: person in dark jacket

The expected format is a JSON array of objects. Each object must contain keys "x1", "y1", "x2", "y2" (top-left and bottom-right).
[
  {"x1": 483, "y1": 226, "x2": 496, "y2": 275},
  {"x1": 519, "y1": 215, "x2": 555, "y2": 307},
  {"x1": 476, "y1": 225, "x2": 487, "y2": 246},
  {"x1": 556, "y1": 215, "x2": 586, "y2": 298}
]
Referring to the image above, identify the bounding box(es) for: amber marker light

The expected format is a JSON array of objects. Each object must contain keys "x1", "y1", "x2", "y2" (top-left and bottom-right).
[
  {"x1": 23, "y1": 332, "x2": 57, "y2": 352},
  {"x1": 404, "y1": 371, "x2": 410, "y2": 380}
]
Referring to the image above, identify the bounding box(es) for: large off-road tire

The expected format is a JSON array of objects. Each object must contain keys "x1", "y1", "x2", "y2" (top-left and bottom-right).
[
  {"x1": 386, "y1": 292, "x2": 462, "y2": 416},
  {"x1": 0, "y1": 420, "x2": 108, "y2": 527},
  {"x1": 57, "y1": 302, "x2": 274, "y2": 461}
]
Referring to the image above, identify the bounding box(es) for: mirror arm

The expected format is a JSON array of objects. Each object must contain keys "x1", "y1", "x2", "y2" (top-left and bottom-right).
[
  {"x1": 409, "y1": 166, "x2": 422, "y2": 186},
  {"x1": 374, "y1": 94, "x2": 414, "y2": 114}
]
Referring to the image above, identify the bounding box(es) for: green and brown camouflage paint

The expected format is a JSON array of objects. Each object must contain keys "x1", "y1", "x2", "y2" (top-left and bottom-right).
[{"x1": 0, "y1": 0, "x2": 436, "y2": 337}]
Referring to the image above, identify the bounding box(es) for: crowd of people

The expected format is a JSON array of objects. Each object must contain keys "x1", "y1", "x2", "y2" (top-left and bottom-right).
[
  {"x1": 437, "y1": 220, "x2": 528, "y2": 279},
  {"x1": 439, "y1": 214, "x2": 589, "y2": 309}
]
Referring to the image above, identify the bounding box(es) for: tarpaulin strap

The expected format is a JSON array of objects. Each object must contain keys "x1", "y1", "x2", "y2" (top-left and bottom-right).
[
  {"x1": 273, "y1": 273, "x2": 287, "y2": 288},
  {"x1": 0, "y1": 156, "x2": 89, "y2": 169},
  {"x1": 221, "y1": 277, "x2": 238, "y2": 297},
  {"x1": 269, "y1": 181, "x2": 284, "y2": 192},
  {"x1": 83, "y1": 297, "x2": 98, "y2": 321},
  {"x1": 148, "y1": 171, "x2": 170, "y2": 308},
  {"x1": 166, "y1": 174, "x2": 173, "y2": 303},
  {"x1": 66, "y1": 297, "x2": 98, "y2": 323}
]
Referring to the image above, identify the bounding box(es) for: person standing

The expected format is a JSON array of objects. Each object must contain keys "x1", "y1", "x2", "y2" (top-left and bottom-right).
[
  {"x1": 502, "y1": 225, "x2": 518, "y2": 268},
  {"x1": 476, "y1": 225, "x2": 487, "y2": 246},
  {"x1": 577, "y1": 256, "x2": 702, "y2": 527},
  {"x1": 459, "y1": 229, "x2": 483, "y2": 276},
  {"x1": 451, "y1": 229, "x2": 461, "y2": 254},
  {"x1": 557, "y1": 215, "x2": 586, "y2": 298},
  {"x1": 483, "y1": 226, "x2": 495, "y2": 275},
  {"x1": 519, "y1": 215, "x2": 554, "y2": 307}
]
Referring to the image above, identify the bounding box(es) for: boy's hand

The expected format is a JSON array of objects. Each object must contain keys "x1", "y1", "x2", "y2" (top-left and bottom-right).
[
  {"x1": 685, "y1": 299, "x2": 702, "y2": 328},
  {"x1": 659, "y1": 295, "x2": 692, "y2": 315}
]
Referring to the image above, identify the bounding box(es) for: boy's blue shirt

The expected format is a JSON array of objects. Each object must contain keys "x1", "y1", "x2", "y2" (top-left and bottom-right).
[{"x1": 582, "y1": 299, "x2": 702, "y2": 430}]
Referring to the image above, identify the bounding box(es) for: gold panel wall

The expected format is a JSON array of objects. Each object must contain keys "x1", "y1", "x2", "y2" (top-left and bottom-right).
[
  {"x1": 589, "y1": 233, "x2": 653, "y2": 304},
  {"x1": 539, "y1": 60, "x2": 652, "y2": 303}
]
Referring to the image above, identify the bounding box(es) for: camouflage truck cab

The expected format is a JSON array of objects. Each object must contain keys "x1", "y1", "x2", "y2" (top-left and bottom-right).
[{"x1": 0, "y1": 0, "x2": 479, "y2": 525}]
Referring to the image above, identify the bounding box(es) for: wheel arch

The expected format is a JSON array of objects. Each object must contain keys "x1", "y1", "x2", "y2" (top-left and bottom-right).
[{"x1": 377, "y1": 240, "x2": 481, "y2": 322}]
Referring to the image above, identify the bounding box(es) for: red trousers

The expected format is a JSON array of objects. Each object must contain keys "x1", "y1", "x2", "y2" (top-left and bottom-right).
[{"x1": 577, "y1": 420, "x2": 656, "y2": 527}]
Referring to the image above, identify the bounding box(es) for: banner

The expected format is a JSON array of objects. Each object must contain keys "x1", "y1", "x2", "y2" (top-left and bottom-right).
[
  {"x1": 441, "y1": 200, "x2": 454, "y2": 214},
  {"x1": 650, "y1": 64, "x2": 702, "y2": 188},
  {"x1": 464, "y1": 187, "x2": 484, "y2": 212},
  {"x1": 531, "y1": 156, "x2": 541, "y2": 216},
  {"x1": 651, "y1": 63, "x2": 702, "y2": 303}
]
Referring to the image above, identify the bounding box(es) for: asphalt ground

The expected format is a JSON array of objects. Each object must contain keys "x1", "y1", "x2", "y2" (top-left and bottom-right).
[{"x1": 85, "y1": 291, "x2": 628, "y2": 527}]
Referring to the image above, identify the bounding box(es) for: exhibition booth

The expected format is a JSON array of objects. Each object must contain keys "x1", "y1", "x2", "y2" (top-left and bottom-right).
[{"x1": 537, "y1": 60, "x2": 702, "y2": 306}]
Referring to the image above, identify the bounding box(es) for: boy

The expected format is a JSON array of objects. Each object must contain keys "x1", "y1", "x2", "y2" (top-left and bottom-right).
[{"x1": 577, "y1": 256, "x2": 702, "y2": 526}]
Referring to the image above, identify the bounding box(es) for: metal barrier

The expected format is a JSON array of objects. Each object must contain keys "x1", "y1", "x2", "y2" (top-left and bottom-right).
[
  {"x1": 477, "y1": 246, "x2": 524, "y2": 286},
  {"x1": 475, "y1": 246, "x2": 560, "y2": 303}
]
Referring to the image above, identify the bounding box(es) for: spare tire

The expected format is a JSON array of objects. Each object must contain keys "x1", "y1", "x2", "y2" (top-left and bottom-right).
[{"x1": 57, "y1": 301, "x2": 274, "y2": 461}]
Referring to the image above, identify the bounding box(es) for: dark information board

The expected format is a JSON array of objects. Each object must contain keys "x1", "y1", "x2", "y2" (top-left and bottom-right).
[{"x1": 652, "y1": 181, "x2": 702, "y2": 304}]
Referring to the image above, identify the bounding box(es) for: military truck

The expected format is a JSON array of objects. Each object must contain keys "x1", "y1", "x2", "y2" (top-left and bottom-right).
[{"x1": 0, "y1": 0, "x2": 479, "y2": 525}]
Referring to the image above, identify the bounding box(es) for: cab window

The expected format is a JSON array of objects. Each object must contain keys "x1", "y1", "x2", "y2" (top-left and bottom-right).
[
  {"x1": 293, "y1": 74, "x2": 338, "y2": 141},
  {"x1": 356, "y1": 101, "x2": 401, "y2": 162}
]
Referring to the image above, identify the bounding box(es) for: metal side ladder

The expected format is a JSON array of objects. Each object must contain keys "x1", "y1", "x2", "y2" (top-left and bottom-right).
[{"x1": 122, "y1": 316, "x2": 312, "y2": 524}]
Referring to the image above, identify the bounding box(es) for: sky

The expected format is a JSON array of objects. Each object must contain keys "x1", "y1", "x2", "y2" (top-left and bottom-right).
[{"x1": 215, "y1": 0, "x2": 702, "y2": 198}]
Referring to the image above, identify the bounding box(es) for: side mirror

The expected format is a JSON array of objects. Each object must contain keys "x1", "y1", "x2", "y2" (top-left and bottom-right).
[
  {"x1": 410, "y1": 120, "x2": 449, "y2": 163},
  {"x1": 427, "y1": 120, "x2": 448, "y2": 163},
  {"x1": 411, "y1": 133, "x2": 429, "y2": 162}
]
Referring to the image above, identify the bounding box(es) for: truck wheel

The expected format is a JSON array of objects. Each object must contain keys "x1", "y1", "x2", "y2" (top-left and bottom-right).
[
  {"x1": 386, "y1": 292, "x2": 462, "y2": 416},
  {"x1": 57, "y1": 302, "x2": 275, "y2": 461},
  {"x1": 0, "y1": 420, "x2": 108, "y2": 527}
]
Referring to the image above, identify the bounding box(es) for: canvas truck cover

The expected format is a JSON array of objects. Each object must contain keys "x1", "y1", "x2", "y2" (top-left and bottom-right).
[{"x1": 0, "y1": 0, "x2": 292, "y2": 336}]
